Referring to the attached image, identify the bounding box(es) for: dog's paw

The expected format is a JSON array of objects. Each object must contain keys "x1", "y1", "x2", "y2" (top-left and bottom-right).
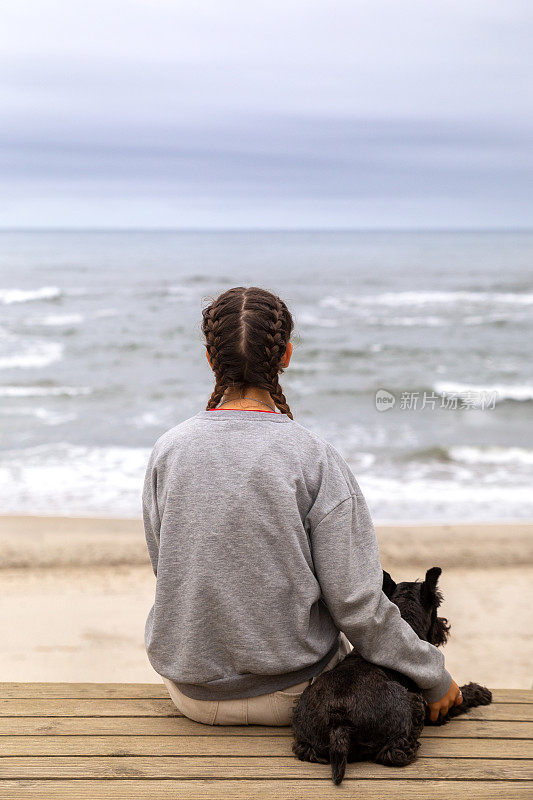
[
  {"x1": 425, "y1": 713, "x2": 449, "y2": 726},
  {"x1": 292, "y1": 740, "x2": 329, "y2": 764},
  {"x1": 375, "y1": 736, "x2": 420, "y2": 766}
]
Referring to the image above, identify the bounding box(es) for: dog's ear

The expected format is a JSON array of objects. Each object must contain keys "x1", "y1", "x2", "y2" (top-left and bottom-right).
[
  {"x1": 432, "y1": 616, "x2": 451, "y2": 647},
  {"x1": 421, "y1": 566, "x2": 442, "y2": 608},
  {"x1": 382, "y1": 570, "x2": 397, "y2": 599}
]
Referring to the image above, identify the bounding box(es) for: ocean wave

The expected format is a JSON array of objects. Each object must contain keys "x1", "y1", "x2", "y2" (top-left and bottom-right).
[
  {"x1": 0, "y1": 438, "x2": 530, "y2": 520},
  {"x1": 401, "y1": 446, "x2": 453, "y2": 463},
  {"x1": 376, "y1": 313, "x2": 526, "y2": 327},
  {"x1": 434, "y1": 381, "x2": 533, "y2": 402},
  {"x1": 0, "y1": 341, "x2": 63, "y2": 370},
  {"x1": 297, "y1": 312, "x2": 339, "y2": 328},
  {"x1": 320, "y1": 291, "x2": 533, "y2": 309},
  {"x1": 315, "y1": 299, "x2": 529, "y2": 327},
  {"x1": 1, "y1": 406, "x2": 78, "y2": 425},
  {"x1": 449, "y1": 446, "x2": 533, "y2": 466},
  {"x1": 380, "y1": 316, "x2": 448, "y2": 327},
  {"x1": 0, "y1": 286, "x2": 62, "y2": 305},
  {"x1": 0, "y1": 385, "x2": 91, "y2": 397},
  {"x1": 402, "y1": 445, "x2": 533, "y2": 467},
  {"x1": 315, "y1": 304, "x2": 452, "y2": 327},
  {"x1": 360, "y1": 473, "x2": 533, "y2": 523},
  {"x1": 130, "y1": 411, "x2": 168, "y2": 428},
  {"x1": 0, "y1": 443, "x2": 150, "y2": 516},
  {"x1": 30, "y1": 313, "x2": 84, "y2": 327}
]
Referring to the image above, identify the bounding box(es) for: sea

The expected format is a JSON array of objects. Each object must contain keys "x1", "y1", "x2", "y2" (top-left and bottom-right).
[{"x1": 1, "y1": 230, "x2": 532, "y2": 522}]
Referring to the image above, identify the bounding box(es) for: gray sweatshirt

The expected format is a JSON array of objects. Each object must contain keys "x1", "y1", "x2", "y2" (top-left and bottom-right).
[{"x1": 142, "y1": 408, "x2": 452, "y2": 703}]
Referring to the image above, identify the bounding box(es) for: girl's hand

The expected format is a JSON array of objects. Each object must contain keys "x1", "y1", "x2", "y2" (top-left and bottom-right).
[{"x1": 427, "y1": 679, "x2": 463, "y2": 722}]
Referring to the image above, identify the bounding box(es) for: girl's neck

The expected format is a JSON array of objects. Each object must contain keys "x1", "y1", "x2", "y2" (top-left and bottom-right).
[{"x1": 218, "y1": 387, "x2": 276, "y2": 412}]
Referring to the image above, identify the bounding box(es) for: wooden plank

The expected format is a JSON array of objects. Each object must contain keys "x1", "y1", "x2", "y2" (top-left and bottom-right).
[
  {"x1": 443, "y1": 705, "x2": 533, "y2": 722},
  {"x1": 0, "y1": 684, "x2": 167, "y2": 700},
  {"x1": 1, "y1": 756, "x2": 531, "y2": 780},
  {"x1": 0, "y1": 699, "x2": 179, "y2": 717},
  {"x1": 0, "y1": 716, "x2": 531, "y2": 738},
  {"x1": 0, "y1": 780, "x2": 530, "y2": 800},
  {"x1": 491, "y1": 690, "x2": 533, "y2": 704},
  {"x1": 1, "y1": 698, "x2": 530, "y2": 720},
  {"x1": 417, "y1": 737, "x2": 533, "y2": 757},
  {"x1": 1, "y1": 734, "x2": 532, "y2": 758},
  {"x1": 0, "y1": 683, "x2": 530, "y2": 703}
]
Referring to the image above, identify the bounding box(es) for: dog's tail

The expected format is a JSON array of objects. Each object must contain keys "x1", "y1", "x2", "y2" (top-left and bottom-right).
[{"x1": 329, "y1": 721, "x2": 351, "y2": 785}]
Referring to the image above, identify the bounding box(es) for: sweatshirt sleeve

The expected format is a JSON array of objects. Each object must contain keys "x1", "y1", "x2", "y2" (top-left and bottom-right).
[
  {"x1": 309, "y1": 456, "x2": 452, "y2": 704},
  {"x1": 142, "y1": 447, "x2": 161, "y2": 577}
]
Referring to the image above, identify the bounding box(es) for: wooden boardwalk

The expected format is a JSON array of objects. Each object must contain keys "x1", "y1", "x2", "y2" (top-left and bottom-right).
[{"x1": 0, "y1": 683, "x2": 531, "y2": 798}]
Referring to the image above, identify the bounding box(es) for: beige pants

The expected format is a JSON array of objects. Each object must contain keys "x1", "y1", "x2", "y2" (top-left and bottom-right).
[{"x1": 162, "y1": 633, "x2": 353, "y2": 726}]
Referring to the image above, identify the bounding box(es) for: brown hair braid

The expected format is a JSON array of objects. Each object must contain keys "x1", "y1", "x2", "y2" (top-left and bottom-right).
[{"x1": 201, "y1": 287, "x2": 295, "y2": 419}]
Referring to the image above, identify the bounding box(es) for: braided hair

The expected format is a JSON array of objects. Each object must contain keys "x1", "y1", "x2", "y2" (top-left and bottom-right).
[{"x1": 201, "y1": 287, "x2": 294, "y2": 419}]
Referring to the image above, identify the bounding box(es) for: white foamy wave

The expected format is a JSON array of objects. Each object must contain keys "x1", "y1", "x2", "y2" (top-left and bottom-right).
[
  {"x1": 353, "y1": 452, "x2": 376, "y2": 470},
  {"x1": 31, "y1": 313, "x2": 84, "y2": 327},
  {"x1": 1, "y1": 406, "x2": 77, "y2": 425},
  {"x1": 0, "y1": 286, "x2": 62, "y2": 304},
  {"x1": 320, "y1": 291, "x2": 533, "y2": 309},
  {"x1": 0, "y1": 443, "x2": 150, "y2": 516},
  {"x1": 1, "y1": 437, "x2": 530, "y2": 520},
  {"x1": 449, "y1": 446, "x2": 533, "y2": 466},
  {"x1": 0, "y1": 385, "x2": 91, "y2": 397},
  {"x1": 31, "y1": 408, "x2": 77, "y2": 425},
  {"x1": 130, "y1": 411, "x2": 168, "y2": 428},
  {"x1": 317, "y1": 296, "x2": 530, "y2": 327},
  {"x1": 434, "y1": 382, "x2": 533, "y2": 402},
  {"x1": 359, "y1": 473, "x2": 533, "y2": 523},
  {"x1": 381, "y1": 316, "x2": 448, "y2": 327},
  {"x1": 298, "y1": 312, "x2": 339, "y2": 328},
  {"x1": 0, "y1": 341, "x2": 63, "y2": 370}
]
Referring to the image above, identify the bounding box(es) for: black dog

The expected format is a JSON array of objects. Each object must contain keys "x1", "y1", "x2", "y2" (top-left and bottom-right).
[{"x1": 292, "y1": 567, "x2": 492, "y2": 784}]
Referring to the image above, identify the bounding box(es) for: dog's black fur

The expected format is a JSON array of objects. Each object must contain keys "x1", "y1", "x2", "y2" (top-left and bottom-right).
[{"x1": 291, "y1": 567, "x2": 492, "y2": 784}]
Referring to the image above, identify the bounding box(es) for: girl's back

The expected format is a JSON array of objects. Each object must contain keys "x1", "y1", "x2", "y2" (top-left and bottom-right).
[{"x1": 143, "y1": 406, "x2": 355, "y2": 701}]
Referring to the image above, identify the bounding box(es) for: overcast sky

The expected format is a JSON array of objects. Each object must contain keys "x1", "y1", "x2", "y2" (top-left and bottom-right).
[{"x1": 1, "y1": 0, "x2": 532, "y2": 228}]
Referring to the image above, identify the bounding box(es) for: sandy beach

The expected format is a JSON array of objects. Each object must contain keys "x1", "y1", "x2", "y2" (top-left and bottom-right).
[{"x1": 1, "y1": 515, "x2": 531, "y2": 689}]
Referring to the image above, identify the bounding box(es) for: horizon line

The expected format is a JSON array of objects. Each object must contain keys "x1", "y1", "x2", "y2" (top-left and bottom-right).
[{"x1": 1, "y1": 226, "x2": 532, "y2": 234}]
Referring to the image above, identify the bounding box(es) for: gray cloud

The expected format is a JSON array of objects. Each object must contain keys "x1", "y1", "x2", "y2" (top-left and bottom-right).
[{"x1": 0, "y1": 0, "x2": 532, "y2": 228}]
